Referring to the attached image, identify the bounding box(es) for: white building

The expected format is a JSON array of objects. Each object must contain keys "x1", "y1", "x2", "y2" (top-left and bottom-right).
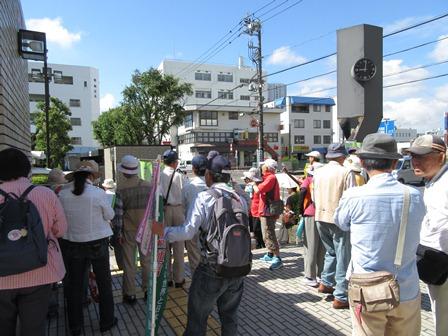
[
  {"x1": 273, "y1": 96, "x2": 335, "y2": 158},
  {"x1": 394, "y1": 128, "x2": 417, "y2": 142},
  {"x1": 158, "y1": 58, "x2": 262, "y2": 107},
  {"x1": 174, "y1": 104, "x2": 283, "y2": 167},
  {"x1": 267, "y1": 83, "x2": 287, "y2": 103},
  {"x1": 28, "y1": 62, "x2": 100, "y2": 156},
  {"x1": 158, "y1": 58, "x2": 284, "y2": 166}
]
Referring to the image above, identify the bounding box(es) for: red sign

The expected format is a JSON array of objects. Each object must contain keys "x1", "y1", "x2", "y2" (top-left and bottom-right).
[{"x1": 250, "y1": 119, "x2": 258, "y2": 128}]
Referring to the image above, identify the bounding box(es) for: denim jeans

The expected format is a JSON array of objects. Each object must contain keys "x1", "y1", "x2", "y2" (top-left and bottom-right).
[
  {"x1": 184, "y1": 264, "x2": 244, "y2": 336},
  {"x1": 60, "y1": 238, "x2": 115, "y2": 332},
  {"x1": 316, "y1": 221, "x2": 351, "y2": 302}
]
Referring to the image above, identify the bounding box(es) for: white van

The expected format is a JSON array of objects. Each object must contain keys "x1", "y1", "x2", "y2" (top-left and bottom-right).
[
  {"x1": 392, "y1": 156, "x2": 424, "y2": 185},
  {"x1": 179, "y1": 160, "x2": 192, "y2": 171}
]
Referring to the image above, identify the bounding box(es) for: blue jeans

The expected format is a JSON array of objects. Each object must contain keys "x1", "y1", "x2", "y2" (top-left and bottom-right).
[
  {"x1": 184, "y1": 264, "x2": 244, "y2": 336},
  {"x1": 316, "y1": 221, "x2": 351, "y2": 302}
]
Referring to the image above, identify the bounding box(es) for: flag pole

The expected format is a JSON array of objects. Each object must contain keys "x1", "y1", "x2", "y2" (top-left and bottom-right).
[{"x1": 150, "y1": 159, "x2": 161, "y2": 336}]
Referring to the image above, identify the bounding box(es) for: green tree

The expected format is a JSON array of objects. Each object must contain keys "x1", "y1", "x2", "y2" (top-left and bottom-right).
[
  {"x1": 121, "y1": 68, "x2": 193, "y2": 144},
  {"x1": 32, "y1": 97, "x2": 73, "y2": 168}
]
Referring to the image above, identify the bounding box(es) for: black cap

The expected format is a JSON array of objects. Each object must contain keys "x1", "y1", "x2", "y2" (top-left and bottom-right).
[{"x1": 207, "y1": 155, "x2": 231, "y2": 174}]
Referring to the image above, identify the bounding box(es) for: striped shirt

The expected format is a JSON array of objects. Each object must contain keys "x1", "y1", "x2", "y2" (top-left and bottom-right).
[{"x1": 0, "y1": 177, "x2": 68, "y2": 290}]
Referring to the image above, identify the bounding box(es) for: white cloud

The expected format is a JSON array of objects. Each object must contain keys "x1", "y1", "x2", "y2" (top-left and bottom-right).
[
  {"x1": 26, "y1": 17, "x2": 81, "y2": 48},
  {"x1": 297, "y1": 77, "x2": 336, "y2": 97},
  {"x1": 430, "y1": 34, "x2": 448, "y2": 61},
  {"x1": 384, "y1": 93, "x2": 446, "y2": 131},
  {"x1": 383, "y1": 59, "x2": 430, "y2": 99},
  {"x1": 383, "y1": 17, "x2": 420, "y2": 37},
  {"x1": 267, "y1": 46, "x2": 306, "y2": 66},
  {"x1": 100, "y1": 94, "x2": 117, "y2": 112}
]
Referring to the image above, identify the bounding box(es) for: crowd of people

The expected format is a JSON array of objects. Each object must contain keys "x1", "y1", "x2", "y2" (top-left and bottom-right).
[{"x1": 0, "y1": 132, "x2": 446, "y2": 336}]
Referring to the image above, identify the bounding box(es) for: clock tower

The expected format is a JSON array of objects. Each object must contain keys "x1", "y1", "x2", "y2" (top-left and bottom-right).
[{"x1": 337, "y1": 24, "x2": 383, "y2": 142}]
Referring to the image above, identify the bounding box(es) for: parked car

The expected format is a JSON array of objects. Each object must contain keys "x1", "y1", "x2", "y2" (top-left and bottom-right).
[
  {"x1": 392, "y1": 156, "x2": 424, "y2": 185},
  {"x1": 179, "y1": 160, "x2": 192, "y2": 171}
]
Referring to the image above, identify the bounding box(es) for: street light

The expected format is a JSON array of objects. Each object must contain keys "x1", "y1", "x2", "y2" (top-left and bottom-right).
[{"x1": 18, "y1": 29, "x2": 51, "y2": 168}]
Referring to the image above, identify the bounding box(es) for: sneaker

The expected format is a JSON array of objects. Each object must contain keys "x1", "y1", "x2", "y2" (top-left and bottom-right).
[
  {"x1": 302, "y1": 277, "x2": 319, "y2": 287},
  {"x1": 122, "y1": 294, "x2": 136, "y2": 305},
  {"x1": 100, "y1": 317, "x2": 118, "y2": 332},
  {"x1": 269, "y1": 257, "x2": 283, "y2": 270},
  {"x1": 259, "y1": 254, "x2": 273, "y2": 262}
]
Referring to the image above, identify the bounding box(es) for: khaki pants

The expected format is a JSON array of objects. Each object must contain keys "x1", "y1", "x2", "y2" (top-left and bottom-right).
[
  {"x1": 303, "y1": 216, "x2": 325, "y2": 279},
  {"x1": 164, "y1": 205, "x2": 185, "y2": 284},
  {"x1": 260, "y1": 216, "x2": 279, "y2": 252},
  {"x1": 185, "y1": 234, "x2": 201, "y2": 274},
  {"x1": 122, "y1": 226, "x2": 151, "y2": 296},
  {"x1": 428, "y1": 280, "x2": 448, "y2": 336},
  {"x1": 350, "y1": 295, "x2": 421, "y2": 336}
]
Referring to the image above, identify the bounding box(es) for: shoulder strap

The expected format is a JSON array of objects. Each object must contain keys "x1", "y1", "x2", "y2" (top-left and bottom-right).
[
  {"x1": 207, "y1": 188, "x2": 221, "y2": 199},
  {"x1": 267, "y1": 176, "x2": 278, "y2": 201},
  {"x1": 19, "y1": 185, "x2": 35, "y2": 201},
  {"x1": 0, "y1": 189, "x2": 8, "y2": 198},
  {"x1": 165, "y1": 171, "x2": 176, "y2": 202},
  {"x1": 394, "y1": 186, "x2": 410, "y2": 268}
]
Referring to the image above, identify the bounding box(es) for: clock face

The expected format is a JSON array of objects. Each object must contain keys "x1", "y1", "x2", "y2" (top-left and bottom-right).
[{"x1": 352, "y1": 58, "x2": 376, "y2": 82}]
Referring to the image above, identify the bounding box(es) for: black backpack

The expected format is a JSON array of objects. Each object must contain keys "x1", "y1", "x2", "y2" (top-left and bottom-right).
[
  {"x1": 0, "y1": 186, "x2": 48, "y2": 276},
  {"x1": 201, "y1": 188, "x2": 252, "y2": 278}
]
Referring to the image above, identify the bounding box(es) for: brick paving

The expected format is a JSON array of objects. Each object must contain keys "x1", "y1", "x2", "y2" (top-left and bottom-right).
[{"x1": 47, "y1": 244, "x2": 435, "y2": 335}]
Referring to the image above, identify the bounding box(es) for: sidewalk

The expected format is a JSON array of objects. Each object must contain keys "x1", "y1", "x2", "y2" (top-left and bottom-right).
[{"x1": 47, "y1": 244, "x2": 435, "y2": 335}]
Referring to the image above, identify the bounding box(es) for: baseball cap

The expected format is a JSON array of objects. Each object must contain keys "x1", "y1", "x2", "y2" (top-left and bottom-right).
[
  {"x1": 408, "y1": 134, "x2": 446, "y2": 155},
  {"x1": 191, "y1": 155, "x2": 208, "y2": 170},
  {"x1": 207, "y1": 155, "x2": 231, "y2": 174},
  {"x1": 163, "y1": 150, "x2": 178, "y2": 164},
  {"x1": 305, "y1": 151, "x2": 321, "y2": 159},
  {"x1": 241, "y1": 167, "x2": 262, "y2": 182}
]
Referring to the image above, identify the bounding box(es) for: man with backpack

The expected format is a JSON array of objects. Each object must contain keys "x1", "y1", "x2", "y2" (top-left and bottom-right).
[
  {"x1": 0, "y1": 148, "x2": 68, "y2": 336},
  {"x1": 155, "y1": 154, "x2": 251, "y2": 336}
]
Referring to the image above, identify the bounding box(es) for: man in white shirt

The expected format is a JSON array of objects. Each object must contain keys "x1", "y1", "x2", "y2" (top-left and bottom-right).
[
  {"x1": 408, "y1": 134, "x2": 448, "y2": 336},
  {"x1": 160, "y1": 150, "x2": 187, "y2": 287},
  {"x1": 183, "y1": 155, "x2": 208, "y2": 273}
]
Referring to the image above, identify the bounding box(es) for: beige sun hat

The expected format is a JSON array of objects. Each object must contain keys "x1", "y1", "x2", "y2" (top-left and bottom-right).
[
  {"x1": 75, "y1": 160, "x2": 100, "y2": 178},
  {"x1": 47, "y1": 168, "x2": 66, "y2": 185}
]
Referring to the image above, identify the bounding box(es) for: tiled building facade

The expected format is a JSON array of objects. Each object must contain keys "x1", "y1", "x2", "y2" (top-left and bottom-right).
[{"x1": 0, "y1": 0, "x2": 30, "y2": 152}]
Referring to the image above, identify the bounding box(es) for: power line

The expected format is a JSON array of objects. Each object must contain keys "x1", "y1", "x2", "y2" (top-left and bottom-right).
[
  {"x1": 384, "y1": 72, "x2": 448, "y2": 88},
  {"x1": 257, "y1": 0, "x2": 289, "y2": 18},
  {"x1": 384, "y1": 59, "x2": 448, "y2": 77},
  {"x1": 261, "y1": 0, "x2": 305, "y2": 23},
  {"x1": 384, "y1": 35, "x2": 448, "y2": 58},
  {"x1": 253, "y1": 0, "x2": 279, "y2": 16},
  {"x1": 383, "y1": 12, "x2": 448, "y2": 38}
]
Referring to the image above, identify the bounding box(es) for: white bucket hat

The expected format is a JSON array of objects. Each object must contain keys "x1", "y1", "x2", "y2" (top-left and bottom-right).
[
  {"x1": 102, "y1": 178, "x2": 116, "y2": 189},
  {"x1": 241, "y1": 167, "x2": 262, "y2": 182},
  {"x1": 118, "y1": 155, "x2": 140, "y2": 175},
  {"x1": 305, "y1": 150, "x2": 321, "y2": 159},
  {"x1": 344, "y1": 155, "x2": 362, "y2": 173},
  {"x1": 261, "y1": 158, "x2": 278, "y2": 171}
]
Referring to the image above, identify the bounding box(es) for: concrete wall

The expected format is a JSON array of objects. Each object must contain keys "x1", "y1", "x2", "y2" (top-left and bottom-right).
[{"x1": 0, "y1": 0, "x2": 30, "y2": 152}]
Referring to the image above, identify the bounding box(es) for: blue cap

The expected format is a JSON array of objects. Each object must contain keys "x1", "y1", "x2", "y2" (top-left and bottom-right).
[
  {"x1": 207, "y1": 155, "x2": 231, "y2": 174},
  {"x1": 326, "y1": 143, "x2": 347, "y2": 159},
  {"x1": 163, "y1": 150, "x2": 178, "y2": 164},
  {"x1": 207, "y1": 150, "x2": 220, "y2": 160},
  {"x1": 191, "y1": 155, "x2": 208, "y2": 170}
]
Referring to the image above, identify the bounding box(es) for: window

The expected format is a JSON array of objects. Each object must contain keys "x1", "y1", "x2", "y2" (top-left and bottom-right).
[
  {"x1": 183, "y1": 113, "x2": 193, "y2": 128},
  {"x1": 402, "y1": 160, "x2": 411, "y2": 169},
  {"x1": 314, "y1": 135, "x2": 322, "y2": 144},
  {"x1": 196, "y1": 132, "x2": 232, "y2": 143},
  {"x1": 195, "y1": 72, "x2": 211, "y2": 81},
  {"x1": 84, "y1": 81, "x2": 87, "y2": 87},
  {"x1": 69, "y1": 99, "x2": 81, "y2": 107},
  {"x1": 265, "y1": 133, "x2": 278, "y2": 142},
  {"x1": 199, "y1": 111, "x2": 218, "y2": 126},
  {"x1": 240, "y1": 95, "x2": 250, "y2": 101},
  {"x1": 323, "y1": 135, "x2": 331, "y2": 144},
  {"x1": 313, "y1": 104, "x2": 321, "y2": 112},
  {"x1": 253, "y1": 96, "x2": 259, "y2": 101},
  {"x1": 293, "y1": 119, "x2": 305, "y2": 128},
  {"x1": 240, "y1": 78, "x2": 250, "y2": 84},
  {"x1": 28, "y1": 69, "x2": 44, "y2": 83},
  {"x1": 291, "y1": 104, "x2": 309, "y2": 113},
  {"x1": 178, "y1": 132, "x2": 195, "y2": 144},
  {"x1": 29, "y1": 94, "x2": 45, "y2": 102},
  {"x1": 218, "y1": 91, "x2": 233, "y2": 100},
  {"x1": 325, "y1": 105, "x2": 331, "y2": 112},
  {"x1": 294, "y1": 135, "x2": 305, "y2": 144},
  {"x1": 229, "y1": 112, "x2": 239, "y2": 120},
  {"x1": 195, "y1": 90, "x2": 212, "y2": 99},
  {"x1": 70, "y1": 118, "x2": 81, "y2": 126},
  {"x1": 217, "y1": 73, "x2": 233, "y2": 82},
  {"x1": 70, "y1": 137, "x2": 82, "y2": 145},
  {"x1": 323, "y1": 120, "x2": 331, "y2": 129},
  {"x1": 313, "y1": 120, "x2": 321, "y2": 128}
]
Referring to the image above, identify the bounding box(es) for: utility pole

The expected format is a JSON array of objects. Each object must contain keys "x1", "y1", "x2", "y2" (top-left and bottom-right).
[{"x1": 244, "y1": 16, "x2": 264, "y2": 166}]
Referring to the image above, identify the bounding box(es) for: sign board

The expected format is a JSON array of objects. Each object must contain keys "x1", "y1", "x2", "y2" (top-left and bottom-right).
[
  {"x1": 378, "y1": 119, "x2": 395, "y2": 135},
  {"x1": 292, "y1": 145, "x2": 310, "y2": 152}
]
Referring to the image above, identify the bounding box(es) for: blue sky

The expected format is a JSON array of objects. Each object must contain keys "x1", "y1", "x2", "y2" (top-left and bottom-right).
[{"x1": 21, "y1": 0, "x2": 448, "y2": 132}]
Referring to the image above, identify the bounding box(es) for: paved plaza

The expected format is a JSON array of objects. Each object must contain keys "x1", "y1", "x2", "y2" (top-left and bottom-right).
[{"x1": 47, "y1": 244, "x2": 435, "y2": 335}]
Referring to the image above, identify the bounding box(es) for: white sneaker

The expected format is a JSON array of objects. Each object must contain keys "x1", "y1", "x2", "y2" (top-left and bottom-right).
[{"x1": 302, "y1": 277, "x2": 318, "y2": 287}]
